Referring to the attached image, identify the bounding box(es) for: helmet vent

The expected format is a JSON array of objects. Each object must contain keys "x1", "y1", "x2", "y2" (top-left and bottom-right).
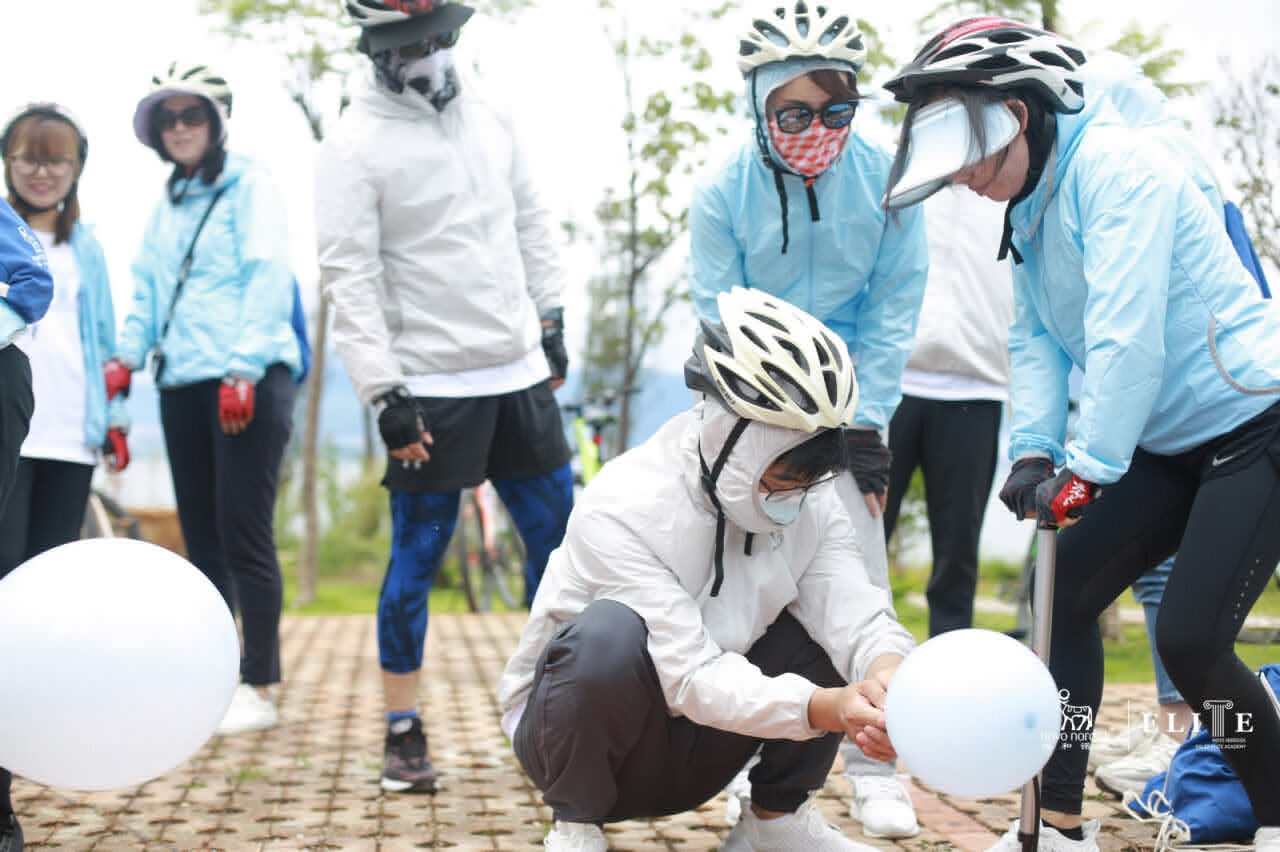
[
  {"x1": 972, "y1": 54, "x2": 1022, "y2": 72},
  {"x1": 989, "y1": 30, "x2": 1032, "y2": 44},
  {"x1": 819, "y1": 17, "x2": 850, "y2": 46},
  {"x1": 721, "y1": 365, "x2": 783, "y2": 412},
  {"x1": 763, "y1": 365, "x2": 819, "y2": 414},
  {"x1": 1032, "y1": 50, "x2": 1075, "y2": 70},
  {"x1": 745, "y1": 309, "x2": 787, "y2": 332},
  {"x1": 1062, "y1": 45, "x2": 1087, "y2": 65},
  {"x1": 776, "y1": 339, "x2": 807, "y2": 372},
  {"x1": 753, "y1": 21, "x2": 790, "y2": 48},
  {"x1": 935, "y1": 43, "x2": 982, "y2": 61}
]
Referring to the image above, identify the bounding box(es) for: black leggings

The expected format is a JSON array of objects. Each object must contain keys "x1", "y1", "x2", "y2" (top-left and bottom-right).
[
  {"x1": 160, "y1": 365, "x2": 293, "y2": 686},
  {"x1": 1041, "y1": 405, "x2": 1280, "y2": 824}
]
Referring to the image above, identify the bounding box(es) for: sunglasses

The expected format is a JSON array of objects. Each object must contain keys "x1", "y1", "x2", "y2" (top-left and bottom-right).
[
  {"x1": 397, "y1": 30, "x2": 460, "y2": 58},
  {"x1": 156, "y1": 105, "x2": 210, "y2": 132},
  {"x1": 773, "y1": 100, "x2": 857, "y2": 135}
]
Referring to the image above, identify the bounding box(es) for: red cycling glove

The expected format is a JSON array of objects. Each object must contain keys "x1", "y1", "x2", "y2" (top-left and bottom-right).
[
  {"x1": 103, "y1": 359, "x2": 132, "y2": 401},
  {"x1": 103, "y1": 428, "x2": 130, "y2": 473},
  {"x1": 218, "y1": 377, "x2": 255, "y2": 433},
  {"x1": 1035, "y1": 468, "x2": 1101, "y2": 527}
]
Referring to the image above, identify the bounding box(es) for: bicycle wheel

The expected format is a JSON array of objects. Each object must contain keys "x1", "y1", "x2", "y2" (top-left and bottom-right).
[
  {"x1": 453, "y1": 490, "x2": 487, "y2": 613},
  {"x1": 483, "y1": 500, "x2": 526, "y2": 611}
]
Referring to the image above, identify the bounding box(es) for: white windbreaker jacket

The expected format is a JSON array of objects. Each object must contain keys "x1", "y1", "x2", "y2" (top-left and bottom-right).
[
  {"x1": 497, "y1": 401, "x2": 916, "y2": 742},
  {"x1": 315, "y1": 68, "x2": 568, "y2": 404}
]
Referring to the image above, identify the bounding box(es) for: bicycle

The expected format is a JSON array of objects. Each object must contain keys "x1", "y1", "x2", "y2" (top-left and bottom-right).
[
  {"x1": 452, "y1": 481, "x2": 527, "y2": 613},
  {"x1": 561, "y1": 388, "x2": 635, "y2": 486},
  {"x1": 80, "y1": 488, "x2": 142, "y2": 540}
]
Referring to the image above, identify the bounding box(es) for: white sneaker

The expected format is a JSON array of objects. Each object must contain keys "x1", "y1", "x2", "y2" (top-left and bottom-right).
[
  {"x1": 543, "y1": 821, "x2": 607, "y2": 852},
  {"x1": 214, "y1": 684, "x2": 279, "y2": 736},
  {"x1": 1095, "y1": 733, "x2": 1179, "y2": 797},
  {"x1": 1255, "y1": 827, "x2": 1280, "y2": 852},
  {"x1": 724, "y1": 753, "x2": 760, "y2": 826},
  {"x1": 719, "y1": 798, "x2": 878, "y2": 852},
  {"x1": 985, "y1": 819, "x2": 1100, "y2": 852},
  {"x1": 848, "y1": 775, "x2": 918, "y2": 838},
  {"x1": 1087, "y1": 720, "x2": 1156, "y2": 771}
]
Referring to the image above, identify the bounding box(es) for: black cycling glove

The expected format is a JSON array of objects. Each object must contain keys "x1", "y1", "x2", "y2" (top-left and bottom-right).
[
  {"x1": 999, "y1": 456, "x2": 1054, "y2": 519},
  {"x1": 541, "y1": 308, "x2": 568, "y2": 382},
  {"x1": 844, "y1": 428, "x2": 892, "y2": 497},
  {"x1": 375, "y1": 386, "x2": 430, "y2": 452}
]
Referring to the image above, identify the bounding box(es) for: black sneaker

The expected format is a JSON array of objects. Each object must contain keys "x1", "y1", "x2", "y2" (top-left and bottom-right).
[
  {"x1": 0, "y1": 813, "x2": 22, "y2": 852},
  {"x1": 381, "y1": 717, "x2": 437, "y2": 793}
]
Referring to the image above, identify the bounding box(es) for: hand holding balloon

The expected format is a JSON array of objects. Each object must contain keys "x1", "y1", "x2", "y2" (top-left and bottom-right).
[{"x1": 808, "y1": 653, "x2": 903, "y2": 763}]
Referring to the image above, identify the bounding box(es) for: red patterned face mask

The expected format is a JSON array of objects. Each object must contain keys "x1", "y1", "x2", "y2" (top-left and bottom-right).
[{"x1": 768, "y1": 119, "x2": 851, "y2": 178}]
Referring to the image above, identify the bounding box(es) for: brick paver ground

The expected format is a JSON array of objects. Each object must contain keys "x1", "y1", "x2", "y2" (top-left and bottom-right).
[{"x1": 12, "y1": 614, "x2": 1176, "y2": 851}]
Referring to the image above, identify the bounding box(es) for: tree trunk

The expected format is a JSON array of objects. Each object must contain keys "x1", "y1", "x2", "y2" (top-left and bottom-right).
[{"x1": 295, "y1": 296, "x2": 329, "y2": 608}]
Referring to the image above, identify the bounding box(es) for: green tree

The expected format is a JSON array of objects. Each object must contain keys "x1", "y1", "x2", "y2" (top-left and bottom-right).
[
  {"x1": 1213, "y1": 53, "x2": 1280, "y2": 272},
  {"x1": 562, "y1": 1, "x2": 739, "y2": 453}
]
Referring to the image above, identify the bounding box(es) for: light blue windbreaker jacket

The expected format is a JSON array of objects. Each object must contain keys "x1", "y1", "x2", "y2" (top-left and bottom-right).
[
  {"x1": 1006, "y1": 60, "x2": 1280, "y2": 484},
  {"x1": 68, "y1": 223, "x2": 128, "y2": 445},
  {"x1": 0, "y1": 198, "x2": 51, "y2": 346},
  {"x1": 689, "y1": 135, "x2": 930, "y2": 432},
  {"x1": 117, "y1": 153, "x2": 301, "y2": 388}
]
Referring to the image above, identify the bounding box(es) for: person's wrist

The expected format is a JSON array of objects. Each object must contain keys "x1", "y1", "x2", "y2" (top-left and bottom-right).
[{"x1": 373, "y1": 385, "x2": 412, "y2": 414}]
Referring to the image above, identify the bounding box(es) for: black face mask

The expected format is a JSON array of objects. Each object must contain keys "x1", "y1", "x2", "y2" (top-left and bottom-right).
[{"x1": 372, "y1": 48, "x2": 461, "y2": 112}]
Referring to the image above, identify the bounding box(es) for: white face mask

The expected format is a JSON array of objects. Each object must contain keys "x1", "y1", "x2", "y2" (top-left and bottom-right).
[{"x1": 761, "y1": 490, "x2": 807, "y2": 526}]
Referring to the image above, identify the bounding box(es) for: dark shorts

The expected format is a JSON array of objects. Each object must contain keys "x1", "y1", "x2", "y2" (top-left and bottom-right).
[{"x1": 382, "y1": 380, "x2": 572, "y2": 493}]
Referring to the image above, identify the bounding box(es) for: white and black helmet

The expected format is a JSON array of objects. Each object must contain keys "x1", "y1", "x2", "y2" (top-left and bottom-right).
[
  {"x1": 345, "y1": 0, "x2": 474, "y2": 53},
  {"x1": 133, "y1": 62, "x2": 233, "y2": 151},
  {"x1": 884, "y1": 16, "x2": 1087, "y2": 113},
  {"x1": 685, "y1": 286, "x2": 857, "y2": 433},
  {"x1": 737, "y1": 0, "x2": 867, "y2": 77},
  {"x1": 2, "y1": 102, "x2": 89, "y2": 163}
]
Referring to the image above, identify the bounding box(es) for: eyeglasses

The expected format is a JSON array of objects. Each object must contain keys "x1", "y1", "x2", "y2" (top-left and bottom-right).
[
  {"x1": 760, "y1": 469, "x2": 840, "y2": 504},
  {"x1": 156, "y1": 105, "x2": 210, "y2": 132},
  {"x1": 7, "y1": 155, "x2": 75, "y2": 178},
  {"x1": 397, "y1": 30, "x2": 460, "y2": 58},
  {"x1": 773, "y1": 101, "x2": 857, "y2": 135}
]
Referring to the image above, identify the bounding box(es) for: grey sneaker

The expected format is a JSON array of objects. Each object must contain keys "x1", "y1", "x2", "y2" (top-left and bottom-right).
[{"x1": 381, "y1": 717, "x2": 438, "y2": 793}]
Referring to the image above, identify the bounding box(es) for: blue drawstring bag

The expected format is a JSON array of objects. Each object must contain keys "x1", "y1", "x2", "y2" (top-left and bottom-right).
[
  {"x1": 290, "y1": 278, "x2": 311, "y2": 387},
  {"x1": 1123, "y1": 664, "x2": 1280, "y2": 847}
]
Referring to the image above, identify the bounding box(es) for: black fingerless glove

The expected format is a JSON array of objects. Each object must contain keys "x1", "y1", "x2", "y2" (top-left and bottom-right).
[
  {"x1": 844, "y1": 428, "x2": 892, "y2": 497},
  {"x1": 999, "y1": 456, "x2": 1054, "y2": 519},
  {"x1": 374, "y1": 386, "x2": 429, "y2": 452},
  {"x1": 541, "y1": 308, "x2": 568, "y2": 382}
]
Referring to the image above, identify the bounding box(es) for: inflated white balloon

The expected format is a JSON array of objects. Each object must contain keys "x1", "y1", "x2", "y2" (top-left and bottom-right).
[
  {"x1": 886, "y1": 628, "x2": 1060, "y2": 798},
  {"x1": 0, "y1": 538, "x2": 240, "y2": 790}
]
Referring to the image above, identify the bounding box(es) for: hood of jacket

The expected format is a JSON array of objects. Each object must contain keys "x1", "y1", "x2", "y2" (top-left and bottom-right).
[{"x1": 694, "y1": 396, "x2": 820, "y2": 535}]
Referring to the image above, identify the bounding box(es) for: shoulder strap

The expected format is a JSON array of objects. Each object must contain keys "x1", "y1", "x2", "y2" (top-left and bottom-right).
[{"x1": 158, "y1": 185, "x2": 229, "y2": 342}]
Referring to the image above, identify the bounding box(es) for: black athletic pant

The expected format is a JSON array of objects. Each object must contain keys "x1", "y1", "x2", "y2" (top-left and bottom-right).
[
  {"x1": 883, "y1": 395, "x2": 1003, "y2": 636},
  {"x1": 0, "y1": 457, "x2": 94, "y2": 579},
  {"x1": 1041, "y1": 402, "x2": 1280, "y2": 825},
  {"x1": 0, "y1": 345, "x2": 33, "y2": 819},
  {"x1": 160, "y1": 365, "x2": 293, "y2": 687},
  {"x1": 513, "y1": 600, "x2": 844, "y2": 824}
]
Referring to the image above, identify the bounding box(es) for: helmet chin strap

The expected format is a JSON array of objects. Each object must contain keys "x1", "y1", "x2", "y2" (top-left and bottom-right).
[{"x1": 698, "y1": 417, "x2": 751, "y2": 598}]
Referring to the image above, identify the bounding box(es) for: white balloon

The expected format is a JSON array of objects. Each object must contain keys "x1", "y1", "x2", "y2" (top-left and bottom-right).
[
  {"x1": 0, "y1": 538, "x2": 240, "y2": 791},
  {"x1": 885, "y1": 628, "x2": 1061, "y2": 799}
]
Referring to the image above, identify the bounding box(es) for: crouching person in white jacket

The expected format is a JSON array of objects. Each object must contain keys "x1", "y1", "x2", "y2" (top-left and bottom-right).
[{"x1": 497, "y1": 287, "x2": 917, "y2": 852}]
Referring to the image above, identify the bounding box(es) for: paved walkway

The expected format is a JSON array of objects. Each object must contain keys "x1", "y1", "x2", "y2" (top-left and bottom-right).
[{"x1": 13, "y1": 614, "x2": 1174, "y2": 851}]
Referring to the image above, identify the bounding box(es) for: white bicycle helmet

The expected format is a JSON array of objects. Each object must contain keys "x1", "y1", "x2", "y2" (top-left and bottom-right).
[
  {"x1": 685, "y1": 286, "x2": 857, "y2": 433},
  {"x1": 2, "y1": 102, "x2": 89, "y2": 163},
  {"x1": 133, "y1": 62, "x2": 233, "y2": 150},
  {"x1": 737, "y1": 0, "x2": 867, "y2": 77},
  {"x1": 884, "y1": 16, "x2": 1087, "y2": 113},
  {"x1": 345, "y1": 0, "x2": 474, "y2": 53}
]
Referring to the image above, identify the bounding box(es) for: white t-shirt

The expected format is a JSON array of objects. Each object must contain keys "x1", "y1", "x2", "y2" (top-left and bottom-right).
[{"x1": 16, "y1": 231, "x2": 93, "y2": 465}]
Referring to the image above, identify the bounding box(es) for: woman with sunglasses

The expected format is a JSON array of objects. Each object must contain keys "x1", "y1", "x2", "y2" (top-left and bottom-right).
[
  {"x1": 882, "y1": 17, "x2": 1280, "y2": 852},
  {"x1": 0, "y1": 102, "x2": 128, "y2": 583},
  {"x1": 108, "y1": 62, "x2": 303, "y2": 740},
  {"x1": 688, "y1": 1, "x2": 928, "y2": 839}
]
